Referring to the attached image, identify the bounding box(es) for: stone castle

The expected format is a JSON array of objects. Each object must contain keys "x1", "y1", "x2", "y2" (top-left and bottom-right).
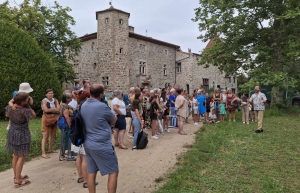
[{"x1": 68, "y1": 6, "x2": 237, "y2": 94}]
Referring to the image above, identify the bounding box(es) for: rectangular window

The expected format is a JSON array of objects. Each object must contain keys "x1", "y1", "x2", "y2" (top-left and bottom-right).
[
  {"x1": 232, "y1": 88, "x2": 236, "y2": 94},
  {"x1": 139, "y1": 61, "x2": 146, "y2": 75},
  {"x1": 74, "y1": 60, "x2": 79, "y2": 74},
  {"x1": 163, "y1": 64, "x2": 167, "y2": 76},
  {"x1": 233, "y1": 77, "x2": 236, "y2": 83},
  {"x1": 120, "y1": 48, "x2": 123, "y2": 54},
  {"x1": 176, "y1": 63, "x2": 181, "y2": 73},
  {"x1": 164, "y1": 49, "x2": 168, "y2": 55},
  {"x1": 227, "y1": 77, "x2": 231, "y2": 83},
  {"x1": 203, "y1": 78, "x2": 209, "y2": 91},
  {"x1": 102, "y1": 76, "x2": 109, "y2": 86},
  {"x1": 93, "y1": 63, "x2": 96, "y2": 69},
  {"x1": 119, "y1": 19, "x2": 123, "y2": 25},
  {"x1": 105, "y1": 18, "x2": 109, "y2": 24}
]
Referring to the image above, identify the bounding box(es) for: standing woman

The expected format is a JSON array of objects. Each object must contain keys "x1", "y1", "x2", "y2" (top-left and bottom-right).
[
  {"x1": 197, "y1": 89, "x2": 206, "y2": 121},
  {"x1": 150, "y1": 95, "x2": 159, "y2": 139},
  {"x1": 226, "y1": 89, "x2": 237, "y2": 121},
  {"x1": 59, "y1": 93, "x2": 73, "y2": 160},
  {"x1": 5, "y1": 92, "x2": 36, "y2": 188},
  {"x1": 161, "y1": 90, "x2": 170, "y2": 132},
  {"x1": 131, "y1": 99, "x2": 143, "y2": 149},
  {"x1": 241, "y1": 93, "x2": 249, "y2": 124},
  {"x1": 175, "y1": 89, "x2": 188, "y2": 135},
  {"x1": 213, "y1": 88, "x2": 222, "y2": 120},
  {"x1": 142, "y1": 89, "x2": 151, "y2": 130},
  {"x1": 111, "y1": 90, "x2": 127, "y2": 149},
  {"x1": 41, "y1": 89, "x2": 60, "y2": 159}
]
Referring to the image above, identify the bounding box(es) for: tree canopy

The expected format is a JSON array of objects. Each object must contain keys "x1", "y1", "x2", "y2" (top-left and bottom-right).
[
  {"x1": 0, "y1": 0, "x2": 81, "y2": 84},
  {"x1": 0, "y1": 19, "x2": 61, "y2": 116},
  {"x1": 193, "y1": 0, "x2": 300, "y2": 101}
]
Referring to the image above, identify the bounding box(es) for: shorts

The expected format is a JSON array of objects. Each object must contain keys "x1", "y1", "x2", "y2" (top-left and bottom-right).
[
  {"x1": 71, "y1": 144, "x2": 86, "y2": 155},
  {"x1": 85, "y1": 146, "x2": 119, "y2": 176},
  {"x1": 193, "y1": 108, "x2": 199, "y2": 115},
  {"x1": 115, "y1": 115, "x2": 126, "y2": 130},
  {"x1": 206, "y1": 107, "x2": 210, "y2": 113},
  {"x1": 42, "y1": 113, "x2": 58, "y2": 132},
  {"x1": 150, "y1": 115, "x2": 158, "y2": 120}
]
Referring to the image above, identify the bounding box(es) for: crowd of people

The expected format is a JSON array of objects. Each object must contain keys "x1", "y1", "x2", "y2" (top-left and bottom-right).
[{"x1": 4, "y1": 80, "x2": 267, "y2": 192}]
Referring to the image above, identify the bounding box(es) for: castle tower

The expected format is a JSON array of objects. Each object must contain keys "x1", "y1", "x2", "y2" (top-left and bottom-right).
[{"x1": 96, "y1": 6, "x2": 130, "y2": 91}]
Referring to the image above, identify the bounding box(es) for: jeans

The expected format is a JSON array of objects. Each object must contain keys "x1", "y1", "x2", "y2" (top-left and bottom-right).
[{"x1": 132, "y1": 118, "x2": 140, "y2": 146}]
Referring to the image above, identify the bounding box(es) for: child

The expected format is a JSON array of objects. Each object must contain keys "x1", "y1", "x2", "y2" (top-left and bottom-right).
[
  {"x1": 192, "y1": 93, "x2": 199, "y2": 125},
  {"x1": 219, "y1": 100, "x2": 226, "y2": 121},
  {"x1": 208, "y1": 109, "x2": 218, "y2": 123}
]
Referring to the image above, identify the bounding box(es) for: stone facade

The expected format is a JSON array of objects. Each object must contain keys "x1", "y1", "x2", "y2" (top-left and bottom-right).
[{"x1": 67, "y1": 6, "x2": 237, "y2": 94}]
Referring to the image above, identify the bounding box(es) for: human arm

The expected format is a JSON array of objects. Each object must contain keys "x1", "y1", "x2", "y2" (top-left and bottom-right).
[
  {"x1": 63, "y1": 108, "x2": 71, "y2": 127},
  {"x1": 135, "y1": 109, "x2": 143, "y2": 125},
  {"x1": 29, "y1": 107, "x2": 36, "y2": 119},
  {"x1": 113, "y1": 104, "x2": 123, "y2": 115},
  {"x1": 41, "y1": 99, "x2": 60, "y2": 113},
  {"x1": 261, "y1": 93, "x2": 267, "y2": 103}
]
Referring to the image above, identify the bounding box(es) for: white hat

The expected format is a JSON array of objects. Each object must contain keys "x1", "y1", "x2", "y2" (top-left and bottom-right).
[{"x1": 18, "y1": 82, "x2": 33, "y2": 93}]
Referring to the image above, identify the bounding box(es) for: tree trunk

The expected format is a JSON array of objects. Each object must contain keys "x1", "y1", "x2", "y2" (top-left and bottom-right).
[{"x1": 271, "y1": 86, "x2": 284, "y2": 106}]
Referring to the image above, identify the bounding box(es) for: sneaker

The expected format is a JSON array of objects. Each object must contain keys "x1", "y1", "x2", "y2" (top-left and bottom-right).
[
  {"x1": 255, "y1": 130, "x2": 261, "y2": 133},
  {"x1": 194, "y1": 123, "x2": 198, "y2": 125},
  {"x1": 156, "y1": 132, "x2": 162, "y2": 135},
  {"x1": 229, "y1": 119, "x2": 232, "y2": 122},
  {"x1": 243, "y1": 122, "x2": 245, "y2": 124},
  {"x1": 233, "y1": 120, "x2": 236, "y2": 122},
  {"x1": 165, "y1": 129, "x2": 171, "y2": 133},
  {"x1": 127, "y1": 134, "x2": 134, "y2": 138},
  {"x1": 247, "y1": 122, "x2": 249, "y2": 124},
  {"x1": 151, "y1": 135, "x2": 158, "y2": 139}
]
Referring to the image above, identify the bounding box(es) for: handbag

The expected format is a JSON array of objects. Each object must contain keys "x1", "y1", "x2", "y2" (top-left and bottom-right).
[
  {"x1": 45, "y1": 116, "x2": 57, "y2": 127},
  {"x1": 57, "y1": 116, "x2": 68, "y2": 130}
]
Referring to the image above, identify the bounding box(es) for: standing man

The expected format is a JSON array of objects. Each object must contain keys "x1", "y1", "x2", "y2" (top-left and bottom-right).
[
  {"x1": 81, "y1": 84, "x2": 118, "y2": 193},
  {"x1": 249, "y1": 86, "x2": 267, "y2": 133}
]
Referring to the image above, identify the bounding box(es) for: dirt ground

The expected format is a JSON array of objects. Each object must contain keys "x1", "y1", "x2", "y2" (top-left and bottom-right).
[{"x1": 0, "y1": 119, "x2": 201, "y2": 193}]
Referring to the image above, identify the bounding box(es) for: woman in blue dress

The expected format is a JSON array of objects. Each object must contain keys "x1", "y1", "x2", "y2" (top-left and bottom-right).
[{"x1": 197, "y1": 89, "x2": 206, "y2": 120}]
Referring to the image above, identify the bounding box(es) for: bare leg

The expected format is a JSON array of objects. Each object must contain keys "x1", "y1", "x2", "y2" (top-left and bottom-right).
[
  {"x1": 178, "y1": 120, "x2": 184, "y2": 133},
  {"x1": 15, "y1": 156, "x2": 26, "y2": 183},
  {"x1": 81, "y1": 155, "x2": 88, "y2": 183},
  {"x1": 12, "y1": 155, "x2": 18, "y2": 179},
  {"x1": 42, "y1": 131, "x2": 49, "y2": 156},
  {"x1": 48, "y1": 130, "x2": 57, "y2": 152},
  {"x1": 151, "y1": 120, "x2": 157, "y2": 136},
  {"x1": 76, "y1": 154, "x2": 83, "y2": 180},
  {"x1": 107, "y1": 171, "x2": 119, "y2": 193},
  {"x1": 87, "y1": 172, "x2": 97, "y2": 193},
  {"x1": 118, "y1": 130, "x2": 126, "y2": 148},
  {"x1": 113, "y1": 129, "x2": 119, "y2": 146}
]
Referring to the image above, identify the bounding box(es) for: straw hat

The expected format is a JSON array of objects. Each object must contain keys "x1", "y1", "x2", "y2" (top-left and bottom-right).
[{"x1": 18, "y1": 83, "x2": 33, "y2": 93}]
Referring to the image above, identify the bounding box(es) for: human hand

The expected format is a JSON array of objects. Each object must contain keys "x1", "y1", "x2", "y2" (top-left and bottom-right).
[{"x1": 12, "y1": 104, "x2": 17, "y2": 111}]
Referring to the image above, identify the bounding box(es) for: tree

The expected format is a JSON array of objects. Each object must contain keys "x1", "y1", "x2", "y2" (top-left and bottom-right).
[
  {"x1": 0, "y1": 19, "x2": 62, "y2": 116},
  {"x1": 193, "y1": 0, "x2": 300, "y2": 104},
  {"x1": 0, "y1": 0, "x2": 81, "y2": 84}
]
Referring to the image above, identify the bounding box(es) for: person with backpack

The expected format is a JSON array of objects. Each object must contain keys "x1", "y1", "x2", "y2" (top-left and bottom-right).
[
  {"x1": 41, "y1": 89, "x2": 60, "y2": 159},
  {"x1": 81, "y1": 84, "x2": 118, "y2": 193},
  {"x1": 131, "y1": 99, "x2": 143, "y2": 149}
]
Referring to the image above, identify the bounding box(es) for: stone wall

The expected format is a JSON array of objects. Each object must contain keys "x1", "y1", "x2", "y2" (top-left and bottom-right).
[
  {"x1": 128, "y1": 38, "x2": 176, "y2": 90},
  {"x1": 96, "y1": 10, "x2": 130, "y2": 92}
]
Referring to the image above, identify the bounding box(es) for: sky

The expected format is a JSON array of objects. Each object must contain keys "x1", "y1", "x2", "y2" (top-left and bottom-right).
[{"x1": 5, "y1": 0, "x2": 208, "y2": 53}]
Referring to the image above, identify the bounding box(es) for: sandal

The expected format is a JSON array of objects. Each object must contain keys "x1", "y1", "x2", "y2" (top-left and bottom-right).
[
  {"x1": 77, "y1": 177, "x2": 84, "y2": 183},
  {"x1": 14, "y1": 180, "x2": 31, "y2": 188},
  {"x1": 41, "y1": 154, "x2": 50, "y2": 159},
  {"x1": 14, "y1": 175, "x2": 29, "y2": 180},
  {"x1": 114, "y1": 143, "x2": 119, "y2": 147},
  {"x1": 83, "y1": 182, "x2": 98, "y2": 188},
  {"x1": 179, "y1": 132, "x2": 187, "y2": 135}
]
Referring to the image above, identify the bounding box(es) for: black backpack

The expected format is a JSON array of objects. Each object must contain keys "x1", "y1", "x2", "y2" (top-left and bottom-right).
[
  {"x1": 125, "y1": 104, "x2": 132, "y2": 117},
  {"x1": 136, "y1": 130, "x2": 148, "y2": 150},
  {"x1": 69, "y1": 104, "x2": 85, "y2": 147}
]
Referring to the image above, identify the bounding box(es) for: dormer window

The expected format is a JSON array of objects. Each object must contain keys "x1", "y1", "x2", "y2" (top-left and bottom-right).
[
  {"x1": 119, "y1": 19, "x2": 123, "y2": 25},
  {"x1": 105, "y1": 18, "x2": 109, "y2": 24}
]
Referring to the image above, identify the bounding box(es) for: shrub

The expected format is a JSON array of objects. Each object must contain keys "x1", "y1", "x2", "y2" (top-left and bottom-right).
[{"x1": 0, "y1": 20, "x2": 62, "y2": 117}]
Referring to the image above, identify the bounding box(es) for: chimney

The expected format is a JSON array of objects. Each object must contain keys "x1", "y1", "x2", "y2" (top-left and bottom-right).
[{"x1": 188, "y1": 48, "x2": 191, "y2": 56}]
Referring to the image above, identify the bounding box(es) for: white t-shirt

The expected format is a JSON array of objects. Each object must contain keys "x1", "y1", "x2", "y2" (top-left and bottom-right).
[
  {"x1": 111, "y1": 97, "x2": 126, "y2": 115},
  {"x1": 209, "y1": 112, "x2": 217, "y2": 119},
  {"x1": 192, "y1": 98, "x2": 199, "y2": 109},
  {"x1": 68, "y1": 99, "x2": 78, "y2": 109}
]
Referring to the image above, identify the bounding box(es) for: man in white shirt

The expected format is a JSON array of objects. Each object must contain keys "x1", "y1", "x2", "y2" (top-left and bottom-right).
[{"x1": 249, "y1": 86, "x2": 267, "y2": 133}]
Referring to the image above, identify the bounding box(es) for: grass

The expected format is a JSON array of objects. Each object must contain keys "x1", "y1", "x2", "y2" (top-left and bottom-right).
[
  {"x1": 155, "y1": 107, "x2": 300, "y2": 193},
  {"x1": 0, "y1": 118, "x2": 61, "y2": 172}
]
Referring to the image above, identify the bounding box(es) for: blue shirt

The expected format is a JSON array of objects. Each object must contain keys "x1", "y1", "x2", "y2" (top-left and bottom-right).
[
  {"x1": 81, "y1": 98, "x2": 115, "y2": 150},
  {"x1": 169, "y1": 94, "x2": 176, "y2": 107}
]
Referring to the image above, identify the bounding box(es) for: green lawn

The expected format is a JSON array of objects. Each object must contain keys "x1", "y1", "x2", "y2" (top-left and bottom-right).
[
  {"x1": 0, "y1": 118, "x2": 61, "y2": 171},
  {"x1": 155, "y1": 108, "x2": 300, "y2": 193}
]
